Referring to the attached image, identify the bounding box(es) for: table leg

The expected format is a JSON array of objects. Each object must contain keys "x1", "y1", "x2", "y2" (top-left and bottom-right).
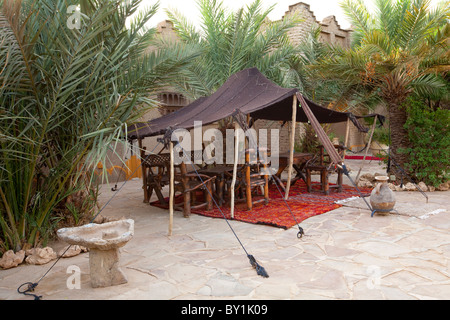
[
  {"x1": 275, "y1": 165, "x2": 286, "y2": 178},
  {"x1": 293, "y1": 164, "x2": 307, "y2": 184},
  {"x1": 218, "y1": 177, "x2": 224, "y2": 206},
  {"x1": 272, "y1": 174, "x2": 286, "y2": 192}
]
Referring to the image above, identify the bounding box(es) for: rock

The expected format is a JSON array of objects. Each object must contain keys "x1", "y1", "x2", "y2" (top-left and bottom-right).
[
  {"x1": 357, "y1": 179, "x2": 373, "y2": 188},
  {"x1": 25, "y1": 247, "x2": 57, "y2": 265},
  {"x1": 437, "y1": 182, "x2": 449, "y2": 191},
  {"x1": 395, "y1": 185, "x2": 405, "y2": 192},
  {"x1": 428, "y1": 185, "x2": 436, "y2": 192},
  {"x1": 404, "y1": 182, "x2": 416, "y2": 191},
  {"x1": 58, "y1": 245, "x2": 85, "y2": 258},
  {"x1": 417, "y1": 182, "x2": 428, "y2": 192},
  {"x1": 0, "y1": 250, "x2": 25, "y2": 269},
  {"x1": 360, "y1": 173, "x2": 375, "y2": 181},
  {"x1": 92, "y1": 215, "x2": 124, "y2": 224},
  {"x1": 388, "y1": 183, "x2": 396, "y2": 191},
  {"x1": 92, "y1": 214, "x2": 108, "y2": 224}
]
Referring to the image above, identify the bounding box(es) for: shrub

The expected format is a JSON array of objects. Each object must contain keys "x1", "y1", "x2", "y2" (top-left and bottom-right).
[{"x1": 400, "y1": 97, "x2": 450, "y2": 187}]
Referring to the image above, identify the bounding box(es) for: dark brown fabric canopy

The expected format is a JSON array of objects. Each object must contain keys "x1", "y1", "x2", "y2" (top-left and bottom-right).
[{"x1": 127, "y1": 68, "x2": 377, "y2": 140}]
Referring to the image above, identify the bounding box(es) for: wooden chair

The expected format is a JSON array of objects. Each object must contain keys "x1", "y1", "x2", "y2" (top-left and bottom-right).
[
  {"x1": 141, "y1": 148, "x2": 215, "y2": 217},
  {"x1": 305, "y1": 145, "x2": 345, "y2": 195},
  {"x1": 226, "y1": 148, "x2": 269, "y2": 210},
  {"x1": 172, "y1": 162, "x2": 216, "y2": 217},
  {"x1": 141, "y1": 149, "x2": 170, "y2": 205}
]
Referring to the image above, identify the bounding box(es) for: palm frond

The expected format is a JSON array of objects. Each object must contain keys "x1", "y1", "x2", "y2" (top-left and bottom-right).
[{"x1": 340, "y1": 0, "x2": 374, "y2": 46}]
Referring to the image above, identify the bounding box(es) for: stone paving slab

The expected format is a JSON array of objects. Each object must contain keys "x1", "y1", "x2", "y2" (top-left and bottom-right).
[{"x1": 1, "y1": 160, "x2": 449, "y2": 300}]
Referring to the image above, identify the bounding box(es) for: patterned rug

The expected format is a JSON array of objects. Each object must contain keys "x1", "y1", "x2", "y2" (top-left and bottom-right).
[{"x1": 150, "y1": 181, "x2": 371, "y2": 229}]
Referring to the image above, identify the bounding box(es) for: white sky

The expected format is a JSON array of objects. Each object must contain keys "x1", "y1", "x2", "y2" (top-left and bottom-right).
[{"x1": 140, "y1": 0, "x2": 357, "y2": 29}]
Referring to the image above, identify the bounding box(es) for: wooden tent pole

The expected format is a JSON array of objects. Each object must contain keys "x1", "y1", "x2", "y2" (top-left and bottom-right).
[
  {"x1": 230, "y1": 122, "x2": 240, "y2": 219},
  {"x1": 138, "y1": 139, "x2": 149, "y2": 203},
  {"x1": 343, "y1": 117, "x2": 350, "y2": 158},
  {"x1": 168, "y1": 141, "x2": 174, "y2": 236},
  {"x1": 355, "y1": 115, "x2": 378, "y2": 183},
  {"x1": 245, "y1": 149, "x2": 252, "y2": 210},
  {"x1": 285, "y1": 94, "x2": 297, "y2": 200}
]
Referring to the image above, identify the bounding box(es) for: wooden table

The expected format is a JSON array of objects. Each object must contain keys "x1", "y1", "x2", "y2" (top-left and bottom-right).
[
  {"x1": 198, "y1": 165, "x2": 235, "y2": 206},
  {"x1": 274, "y1": 152, "x2": 313, "y2": 190}
]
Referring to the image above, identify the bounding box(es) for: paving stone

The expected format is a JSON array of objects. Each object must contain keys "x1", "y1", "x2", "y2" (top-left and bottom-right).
[
  {"x1": 198, "y1": 273, "x2": 253, "y2": 297},
  {"x1": 353, "y1": 241, "x2": 413, "y2": 258}
]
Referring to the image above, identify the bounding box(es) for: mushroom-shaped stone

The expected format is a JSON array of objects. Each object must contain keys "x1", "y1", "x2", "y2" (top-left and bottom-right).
[{"x1": 57, "y1": 219, "x2": 134, "y2": 288}]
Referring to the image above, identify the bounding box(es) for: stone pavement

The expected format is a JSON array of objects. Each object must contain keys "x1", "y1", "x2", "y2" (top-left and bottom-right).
[{"x1": 0, "y1": 159, "x2": 449, "y2": 300}]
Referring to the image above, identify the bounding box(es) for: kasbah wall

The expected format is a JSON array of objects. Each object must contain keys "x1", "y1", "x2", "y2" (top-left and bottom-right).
[{"x1": 101, "y1": 2, "x2": 369, "y2": 182}]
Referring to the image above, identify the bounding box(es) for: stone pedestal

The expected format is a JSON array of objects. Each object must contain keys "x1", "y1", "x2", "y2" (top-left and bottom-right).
[
  {"x1": 89, "y1": 248, "x2": 128, "y2": 288},
  {"x1": 57, "y1": 219, "x2": 134, "y2": 288}
]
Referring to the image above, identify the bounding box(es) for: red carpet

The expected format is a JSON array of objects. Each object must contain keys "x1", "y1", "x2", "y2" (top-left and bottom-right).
[{"x1": 150, "y1": 181, "x2": 371, "y2": 229}]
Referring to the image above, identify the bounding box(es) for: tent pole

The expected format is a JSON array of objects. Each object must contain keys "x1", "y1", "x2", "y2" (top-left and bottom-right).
[
  {"x1": 138, "y1": 138, "x2": 149, "y2": 203},
  {"x1": 285, "y1": 94, "x2": 297, "y2": 200},
  {"x1": 168, "y1": 141, "x2": 174, "y2": 236},
  {"x1": 343, "y1": 117, "x2": 350, "y2": 158},
  {"x1": 355, "y1": 115, "x2": 377, "y2": 183},
  {"x1": 230, "y1": 122, "x2": 240, "y2": 219}
]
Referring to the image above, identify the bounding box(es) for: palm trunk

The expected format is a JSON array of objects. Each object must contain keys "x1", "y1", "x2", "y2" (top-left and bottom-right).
[
  {"x1": 380, "y1": 70, "x2": 414, "y2": 182},
  {"x1": 387, "y1": 101, "x2": 411, "y2": 181}
]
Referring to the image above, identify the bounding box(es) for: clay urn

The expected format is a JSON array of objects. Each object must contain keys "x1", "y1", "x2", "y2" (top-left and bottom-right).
[{"x1": 370, "y1": 176, "x2": 396, "y2": 216}]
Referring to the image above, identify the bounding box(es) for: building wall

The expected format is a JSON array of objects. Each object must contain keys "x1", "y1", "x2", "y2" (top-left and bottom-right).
[
  {"x1": 273, "y1": 2, "x2": 356, "y2": 152},
  {"x1": 282, "y1": 2, "x2": 352, "y2": 48}
]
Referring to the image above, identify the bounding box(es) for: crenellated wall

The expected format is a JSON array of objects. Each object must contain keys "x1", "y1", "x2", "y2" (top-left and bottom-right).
[{"x1": 282, "y1": 2, "x2": 352, "y2": 48}]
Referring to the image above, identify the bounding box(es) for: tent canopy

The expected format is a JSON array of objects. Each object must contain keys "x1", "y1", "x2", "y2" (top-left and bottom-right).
[{"x1": 127, "y1": 68, "x2": 375, "y2": 140}]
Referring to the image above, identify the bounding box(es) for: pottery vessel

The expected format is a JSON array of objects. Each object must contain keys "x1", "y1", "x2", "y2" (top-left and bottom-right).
[{"x1": 370, "y1": 176, "x2": 395, "y2": 215}]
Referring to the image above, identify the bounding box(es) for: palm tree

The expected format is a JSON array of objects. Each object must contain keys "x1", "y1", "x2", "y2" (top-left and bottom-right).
[
  {"x1": 316, "y1": 0, "x2": 449, "y2": 177},
  {"x1": 165, "y1": 0, "x2": 303, "y2": 103},
  {"x1": 0, "y1": 0, "x2": 197, "y2": 252}
]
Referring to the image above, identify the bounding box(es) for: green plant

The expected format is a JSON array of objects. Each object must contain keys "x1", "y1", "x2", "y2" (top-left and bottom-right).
[
  {"x1": 298, "y1": 124, "x2": 320, "y2": 153},
  {"x1": 400, "y1": 97, "x2": 450, "y2": 187},
  {"x1": 0, "y1": 0, "x2": 197, "y2": 252},
  {"x1": 373, "y1": 125, "x2": 390, "y2": 146},
  {"x1": 364, "y1": 117, "x2": 390, "y2": 145}
]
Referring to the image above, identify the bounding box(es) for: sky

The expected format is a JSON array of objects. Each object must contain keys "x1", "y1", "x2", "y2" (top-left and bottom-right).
[{"x1": 140, "y1": 0, "x2": 357, "y2": 30}]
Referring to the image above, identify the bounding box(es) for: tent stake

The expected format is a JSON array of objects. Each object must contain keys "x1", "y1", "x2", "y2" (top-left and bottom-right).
[{"x1": 285, "y1": 94, "x2": 297, "y2": 200}]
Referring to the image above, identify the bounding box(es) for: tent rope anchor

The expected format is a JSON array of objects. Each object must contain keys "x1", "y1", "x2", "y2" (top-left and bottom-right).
[{"x1": 17, "y1": 282, "x2": 41, "y2": 300}]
